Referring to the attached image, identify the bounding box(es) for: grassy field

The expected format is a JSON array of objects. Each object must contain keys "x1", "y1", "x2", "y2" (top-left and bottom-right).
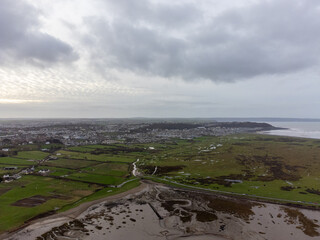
[
  {"x1": 15, "y1": 151, "x2": 50, "y2": 160},
  {"x1": 66, "y1": 173, "x2": 126, "y2": 185},
  {"x1": 0, "y1": 175, "x2": 102, "y2": 232},
  {"x1": 83, "y1": 162, "x2": 129, "y2": 177},
  {"x1": 138, "y1": 134, "x2": 320, "y2": 204},
  {"x1": 34, "y1": 166, "x2": 76, "y2": 177},
  {"x1": 56, "y1": 150, "x2": 136, "y2": 163},
  {"x1": 43, "y1": 158, "x2": 97, "y2": 169},
  {"x1": 0, "y1": 165, "x2": 26, "y2": 175},
  {"x1": 0, "y1": 157, "x2": 36, "y2": 166},
  {"x1": 0, "y1": 144, "x2": 139, "y2": 233}
]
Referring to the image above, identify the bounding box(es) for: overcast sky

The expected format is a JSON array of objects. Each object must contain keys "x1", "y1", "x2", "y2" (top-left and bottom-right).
[{"x1": 0, "y1": 0, "x2": 319, "y2": 118}]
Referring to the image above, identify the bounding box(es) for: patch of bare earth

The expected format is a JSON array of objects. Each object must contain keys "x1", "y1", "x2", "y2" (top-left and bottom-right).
[
  {"x1": 12, "y1": 195, "x2": 69, "y2": 207},
  {"x1": 0, "y1": 188, "x2": 11, "y2": 197}
]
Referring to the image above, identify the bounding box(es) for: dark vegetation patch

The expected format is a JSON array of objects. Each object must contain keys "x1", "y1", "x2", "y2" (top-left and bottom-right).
[
  {"x1": 26, "y1": 210, "x2": 56, "y2": 222},
  {"x1": 236, "y1": 154, "x2": 301, "y2": 181},
  {"x1": 12, "y1": 194, "x2": 69, "y2": 207},
  {"x1": 288, "y1": 143, "x2": 304, "y2": 146},
  {"x1": 232, "y1": 142, "x2": 250, "y2": 146},
  {"x1": 193, "y1": 210, "x2": 218, "y2": 222},
  {"x1": 281, "y1": 186, "x2": 295, "y2": 191},
  {"x1": 91, "y1": 146, "x2": 147, "y2": 155},
  {"x1": 140, "y1": 165, "x2": 185, "y2": 175},
  {"x1": 305, "y1": 188, "x2": 320, "y2": 196},
  {"x1": 179, "y1": 210, "x2": 192, "y2": 223},
  {"x1": 182, "y1": 170, "x2": 253, "y2": 187},
  {"x1": 161, "y1": 200, "x2": 189, "y2": 212},
  {"x1": 104, "y1": 202, "x2": 120, "y2": 208},
  {"x1": 180, "y1": 215, "x2": 192, "y2": 223},
  {"x1": 160, "y1": 194, "x2": 218, "y2": 223},
  {"x1": 170, "y1": 189, "x2": 262, "y2": 222},
  {"x1": 254, "y1": 147, "x2": 266, "y2": 150},
  {"x1": 207, "y1": 197, "x2": 259, "y2": 221},
  {"x1": 282, "y1": 207, "x2": 319, "y2": 237}
]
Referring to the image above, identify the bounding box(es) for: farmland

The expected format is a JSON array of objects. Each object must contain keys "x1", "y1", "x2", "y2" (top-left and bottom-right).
[{"x1": 0, "y1": 143, "x2": 140, "y2": 233}]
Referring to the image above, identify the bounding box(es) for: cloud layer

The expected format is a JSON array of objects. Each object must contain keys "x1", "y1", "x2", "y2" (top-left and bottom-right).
[
  {"x1": 1, "y1": 0, "x2": 320, "y2": 118},
  {"x1": 84, "y1": 0, "x2": 320, "y2": 81},
  {"x1": 0, "y1": 0, "x2": 77, "y2": 65}
]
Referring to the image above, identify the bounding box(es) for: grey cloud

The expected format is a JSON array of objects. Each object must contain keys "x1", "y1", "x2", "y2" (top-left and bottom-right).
[
  {"x1": 86, "y1": 0, "x2": 320, "y2": 81},
  {"x1": 0, "y1": 0, "x2": 77, "y2": 65},
  {"x1": 87, "y1": 18, "x2": 187, "y2": 77},
  {"x1": 104, "y1": 0, "x2": 202, "y2": 29}
]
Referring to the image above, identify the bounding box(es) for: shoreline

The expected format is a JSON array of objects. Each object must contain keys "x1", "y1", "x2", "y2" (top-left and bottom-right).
[
  {"x1": 144, "y1": 178, "x2": 320, "y2": 211},
  {"x1": 0, "y1": 182, "x2": 148, "y2": 240},
  {"x1": 260, "y1": 121, "x2": 320, "y2": 140},
  {"x1": 2, "y1": 180, "x2": 320, "y2": 239},
  {"x1": 261, "y1": 131, "x2": 320, "y2": 139}
]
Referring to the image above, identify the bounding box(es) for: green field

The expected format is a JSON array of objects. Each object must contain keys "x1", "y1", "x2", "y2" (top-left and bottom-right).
[
  {"x1": 83, "y1": 162, "x2": 129, "y2": 176},
  {"x1": 15, "y1": 151, "x2": 50, "y2": 160},
  {"x1": 0, "y1": 144, "x2": 139, "y2": 233},
  {"x1": 34, "y1": 166, "x2": 76, "y2": 177},
  {"x1": 0, "y1": 157, "x2": 35, "y2": 166},
  {"x1": 43, "y1": 158, "x2": 97, "y2": 169},
  {"x1": 0, "y1": 175, "x2": 102, "y2": 232},
  {"x1": 138, "y1": 134, "x2": 320, "y2": 204},
  {"x1": 67, "y1": 173, "x2": 125, "y2": 185},
  {"x1": 56, "y1": 150, "x2": 136, "y2": 163},
  {"x1": 0, "y1": 165, "x2": 27, "y2": 175}
]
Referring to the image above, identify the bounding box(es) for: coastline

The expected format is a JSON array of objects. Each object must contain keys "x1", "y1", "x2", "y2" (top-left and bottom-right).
[
  {"x1": 7, "y1": 180, "x2": 320, "y2": 240},
  {"x1": 261, "y1": 121, "x2": 320, "y2": 139},
  {"x1": 0, "y1": 182, "x2": 148, "y2": 240},
  {"x1": 3, "y1": 180, "x2": 320, "y2": 240},
  {"x1": 2, "y1": 125, "x2": 320, "y2": 239}
]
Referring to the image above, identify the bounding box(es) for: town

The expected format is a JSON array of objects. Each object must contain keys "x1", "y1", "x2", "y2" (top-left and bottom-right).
[{"x1": 0, "y1": 119, "x2": 278, "y2": 147}]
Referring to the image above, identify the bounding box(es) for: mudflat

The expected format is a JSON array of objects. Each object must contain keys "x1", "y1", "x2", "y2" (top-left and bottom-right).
[{"x1": 6, "y1": 182, "x2": 320, "y2": 240}]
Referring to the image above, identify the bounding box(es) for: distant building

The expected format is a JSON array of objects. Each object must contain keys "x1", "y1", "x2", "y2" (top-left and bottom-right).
[
  {"x1": 4, "y1": 167, "x2": 17, "y2": 170},
  {"x1": 38, "y1": 169, "x2": 50, "y2": 175}
]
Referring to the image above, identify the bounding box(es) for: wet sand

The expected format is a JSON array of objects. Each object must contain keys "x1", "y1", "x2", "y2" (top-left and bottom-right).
[{"x1": 4, "y1": 182, "x2": 320, "y2": 240}]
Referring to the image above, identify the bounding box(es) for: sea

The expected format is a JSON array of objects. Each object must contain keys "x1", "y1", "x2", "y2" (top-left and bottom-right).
[{"x1": 262, "y1": 121, "x2": 320, "y2": 139}]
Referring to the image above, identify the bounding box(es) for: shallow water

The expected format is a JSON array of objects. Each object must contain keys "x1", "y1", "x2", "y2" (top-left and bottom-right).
[
  {"x1": 264, "y1": 122, "x2": 320, "y2": 139},
  {"x1": 9, "y1": 184, "x2": 320, "y2": 240}
]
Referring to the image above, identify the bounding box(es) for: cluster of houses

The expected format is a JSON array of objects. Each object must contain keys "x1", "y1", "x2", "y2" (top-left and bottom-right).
[
  {"x1": 2, "y1": 173, "x2": 21, "y2": 183},
  {"x1": 1, "y1": 166, "x2": 50, "y2": 183},
  {"x1": 1, "y1": 166, "x2": 35, "y2": 183}
]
